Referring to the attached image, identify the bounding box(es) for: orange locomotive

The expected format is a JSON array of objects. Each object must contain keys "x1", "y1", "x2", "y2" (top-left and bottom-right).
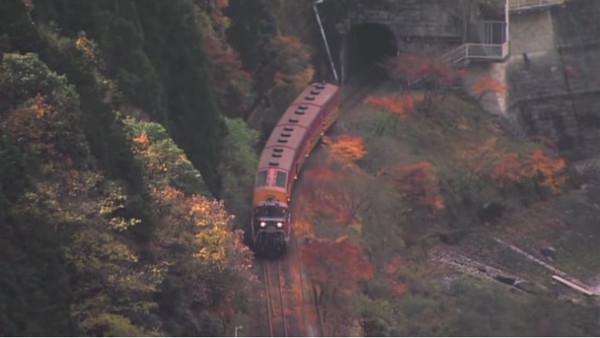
[{"x1": 250, "y1": 82, "x2": 340, "y2": 256}]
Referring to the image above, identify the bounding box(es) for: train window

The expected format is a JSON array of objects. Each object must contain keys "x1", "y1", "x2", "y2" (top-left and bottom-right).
[
  {"x1": 256, "y1": 170, "x2": 267, "y2": 186},
  {"x1": 275, "y1": 171, "x2": 287, "y2": 188},
  {"x1": 256, "y1": 205, "x2": 286, "y2": 218}
]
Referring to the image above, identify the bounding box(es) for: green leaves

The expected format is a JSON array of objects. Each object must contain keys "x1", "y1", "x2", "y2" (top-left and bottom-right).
[{"x1": 218, "y1": 117, "x2": 259, "y2": 221}]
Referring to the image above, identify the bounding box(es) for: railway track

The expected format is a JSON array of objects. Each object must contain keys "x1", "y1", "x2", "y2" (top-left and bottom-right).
[
  {"x1": 262, "y1": 260, "x2": 289, "y2": 337},
  {"x1": 339, "y1": 66, "x2": 386, "y2": 111},
  {"x1": 254, "y1": 66, "x2": 387, "y2": 337}
]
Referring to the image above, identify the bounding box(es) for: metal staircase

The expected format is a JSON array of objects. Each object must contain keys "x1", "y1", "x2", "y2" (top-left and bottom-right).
[{"x1": 435, "y1": 0, "x2": 567, "y2": 68}]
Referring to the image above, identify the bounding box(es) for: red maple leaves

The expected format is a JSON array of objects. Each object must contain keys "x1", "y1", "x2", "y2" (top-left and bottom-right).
[{"x1": 385, "y1": 161, "x2": 444, "y2": 211}]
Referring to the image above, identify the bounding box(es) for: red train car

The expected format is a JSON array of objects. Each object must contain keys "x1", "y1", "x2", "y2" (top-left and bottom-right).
[{"x1": 250, "y1": 82, "x2": 340, "y2": 256}]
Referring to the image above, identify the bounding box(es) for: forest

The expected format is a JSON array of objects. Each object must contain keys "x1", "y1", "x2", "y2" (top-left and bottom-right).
[{"x1": 2, "y1": 0, "x2": 600, "y2": 336}]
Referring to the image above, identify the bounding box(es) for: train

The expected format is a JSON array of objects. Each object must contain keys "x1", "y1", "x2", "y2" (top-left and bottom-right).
[{"x1": 249, "y1": 82, "x2": 340, "y2": 256}]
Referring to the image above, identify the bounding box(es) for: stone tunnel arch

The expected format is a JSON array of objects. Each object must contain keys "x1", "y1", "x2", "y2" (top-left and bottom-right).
[{"x1": 341, "y1": 22, "x2": 397, "y2": 82}]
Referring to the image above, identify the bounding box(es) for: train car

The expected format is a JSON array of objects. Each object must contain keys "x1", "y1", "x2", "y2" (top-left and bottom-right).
[{"x1": 250, "y1": 82, "x2": 340, "y2": 256}]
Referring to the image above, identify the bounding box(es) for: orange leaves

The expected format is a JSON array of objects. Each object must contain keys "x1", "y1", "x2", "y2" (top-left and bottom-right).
[
  {"x1": 471, "y1": 75, "x2": 508, "y2": 99},
  {"x1": 150, "y1": 186, "x2": 236, "y2": 263},
  {"x1": 387, "y1": 161, "x2": 444, "y2": 211},
  {"x1": 4, "y1": 94, "x2": 59, "y2": 160},
  {"x1": 387, "y1": 53, "x2": 465, "y2": 86},
  {"x1": 364, "y1": 94, "x2": 422, "y2": 119},
  {"x1": 300, "y1": 166, "x2": 352, "y2": 225},
  {"x1": 300, "y1": 236, "x2": 374, "y2": 336},
  {"x1": 74, "y1": 32, "x2": 97, "y2": 64},
  {"x1": 323, "y1": 134, "x2": 366, "y2": 163},
  {"x1": 453, "y1": 137, "x2": 503, "y2": 175},
  {"x1": 299, "y1": 165, "x2": 369, "y2": 227},
  {"x1": 132, "y1": 133, "x2": 149, "y2": 148},
  {"x1": 300, "y1": 237, "x2": 374, "y2": 290},
  {"x1": 491, "y1": 148, "x2": 566, "y2": 194},
  {"x1": 525, "y1": 148, "x2": 566, "y2": 193},
  {"x1": 33, "y1": 93, "x2": 50, "y2": 117},
  {"x1": 491, "y1": 152, "x2": 523, "y2": 185}
]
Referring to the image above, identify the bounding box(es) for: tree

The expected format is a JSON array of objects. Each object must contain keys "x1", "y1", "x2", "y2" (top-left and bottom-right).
[
  {"x1": 298, "y1": 165, "x2": 371, "y2": 228},
  {"x1": 300, "y1": 237, "x2": 374, "y2": 336},
  {"x1": 126, "y1": 115, "x2": 255, "y2": 336},
  {"x1": 149, "y1": 186, "x2": 255, "y2": 336},
  {"x1": 197, "y1": 1, "x2": 253, "y2": 117},
  {"x1": 384, "y1": 161, "x2": 444, "y2": 212},
  {"x1": 216, "y1": 118, "x2": 260, "y2": 223},
  {"x1": 322, "y1": 134, "x2": 366, "y2": 164},
  {"x1": 491, "y1": 148, "x2": 566, "y2": 195},
  {"x1": 524, "y1": 148, "x2": 566, "y2": 194},
  {"x1": 386, "y1": 53, "x2": 464, "y2": 90},
  {"x1": 384, "y1": 53, "x2": 464, "y2": 114}
]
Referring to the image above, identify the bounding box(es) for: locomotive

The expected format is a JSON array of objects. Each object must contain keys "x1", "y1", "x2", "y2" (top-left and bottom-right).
[{"x1": 250, "y1": 82, "x2": 340, "y2": 256}]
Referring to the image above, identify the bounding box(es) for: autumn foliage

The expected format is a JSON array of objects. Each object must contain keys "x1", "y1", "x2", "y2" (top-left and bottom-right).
[
  {"x1": 301, "y1": 237, "x2": 374, "y2": 288},
  {"x1": 387, "y1": 53, "x2": 465, "y2": 87},
  {"x1": 364, "y1": 94, "x2": 422, "y2": 119},
  {"x1": 200, "y1": 2, "x2": 253, "y2": 117},
  {"x1": 386, "y1": 161, "x2": 444, "y2": 211},
  {"x1": 491, "y1": 148, "x2": 567, "y2": 194},
  {"x1": 298, "y1": 166, "x2": 359, "y2": 225},
  {"x1": 270, "y1": 35, "x2": 314, "y2": 88},
  {"x1": 300, "y1": 237, "x2": 374, "y2": 335},
  {"x1": 323, "y1": 134, "x2": 366, "y2": 164}
]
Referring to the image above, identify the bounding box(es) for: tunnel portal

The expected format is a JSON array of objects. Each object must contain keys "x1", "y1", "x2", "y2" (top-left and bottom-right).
[{"x1": 343, "y1": 23, "x2": 397, "y2": 80}]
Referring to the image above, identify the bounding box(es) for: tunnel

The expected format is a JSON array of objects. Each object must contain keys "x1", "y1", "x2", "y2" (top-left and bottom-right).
[{"x1": 341, "y1": 23, "x2": 397, "y2": 82}]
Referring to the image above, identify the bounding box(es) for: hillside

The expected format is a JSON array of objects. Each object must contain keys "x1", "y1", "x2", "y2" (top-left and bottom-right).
[{"x1": 2, "y1": 0, "x2": 600, "y2": 336}]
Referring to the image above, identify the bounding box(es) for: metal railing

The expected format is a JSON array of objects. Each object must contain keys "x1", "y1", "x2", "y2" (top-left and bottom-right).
[
  {"x1": 437, "y1": 42, "x2": 509, "y2": 66},
  {"x1": 508, "y1": 0, "x2": 565, "y2": 11},
  {"x1": 407, "y1": 42, "x2": 509, "y2": 86}
]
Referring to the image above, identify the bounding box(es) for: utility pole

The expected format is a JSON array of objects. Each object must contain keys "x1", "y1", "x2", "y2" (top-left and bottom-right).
[{"x1": 313, "y1": 0, "x2": 339, "y2": 83}]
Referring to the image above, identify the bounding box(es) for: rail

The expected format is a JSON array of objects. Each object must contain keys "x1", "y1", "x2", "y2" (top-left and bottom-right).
[
  {"x1": 438, "y1": 42, "x2": 509, "y2": 66},
  {"x1": 508, "y1": 0, "x2": 565, "y2": 11},
  {"x1": 263, "y1": 261, "x2": 289, "y2": 337}
]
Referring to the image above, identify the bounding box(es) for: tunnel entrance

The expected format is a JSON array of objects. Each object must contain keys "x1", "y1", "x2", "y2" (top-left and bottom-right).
[{"x1": 342, "y1": 23, "x2": 397, "y2": 81}]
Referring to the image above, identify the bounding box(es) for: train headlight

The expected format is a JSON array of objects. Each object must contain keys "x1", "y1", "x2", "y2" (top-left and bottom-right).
[
  {"x1": 276, "y1": 222, "x2": 283, "y2": 228},
  {"x1": 259, "y1": 221, "x2": 267, "y2": 228}
]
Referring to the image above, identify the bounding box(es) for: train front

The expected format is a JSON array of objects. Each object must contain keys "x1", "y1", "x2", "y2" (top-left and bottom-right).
[{"x1": 251, "y1": 199, "x2": 291, "y2": 257}]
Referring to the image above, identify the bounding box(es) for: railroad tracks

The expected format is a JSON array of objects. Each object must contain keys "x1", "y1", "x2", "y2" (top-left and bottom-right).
[
  {"x1": 262, "y1": 260, "x2": 289, "y2": 337},
  {"x1": 339, "y1": 67, "x2": 385, "y2": 112}
]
